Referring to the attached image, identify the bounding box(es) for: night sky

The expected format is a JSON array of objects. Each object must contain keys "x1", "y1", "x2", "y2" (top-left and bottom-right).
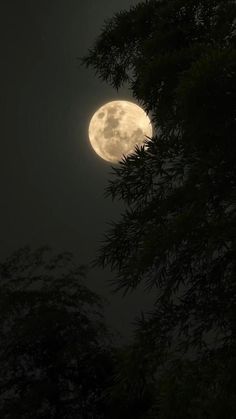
[{"x1": 1, "y1": 0, "x2": 154, "y2": 340}]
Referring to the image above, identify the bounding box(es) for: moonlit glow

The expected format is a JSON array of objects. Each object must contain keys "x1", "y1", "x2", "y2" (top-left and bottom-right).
[{"x1": 88, "y1": 100, "x2": 153, "y2": 163}]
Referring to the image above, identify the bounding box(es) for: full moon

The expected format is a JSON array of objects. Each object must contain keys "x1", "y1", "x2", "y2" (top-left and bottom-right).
[{"x1": 88, "y1": 100, "x2": 152, "y2": 163}]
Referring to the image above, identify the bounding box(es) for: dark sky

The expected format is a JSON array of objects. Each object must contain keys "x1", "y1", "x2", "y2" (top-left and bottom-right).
[{"x1": 1, "y1": 0, "x2": 154, "y2": 341}]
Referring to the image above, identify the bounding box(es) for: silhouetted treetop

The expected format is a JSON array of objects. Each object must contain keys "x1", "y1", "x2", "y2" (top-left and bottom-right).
[
  {"x1": 0, "y1": 247, "x2": 113, "y2": 419},
  {"x1": 83, "y1": 0, "x2": 236, "y2": 352},
  {"x1": 83, "y1": 0, "x2": 236, "y2": 133},
  {"x1": 82, "y1": 1, "x2": 236, "y2": 416}
]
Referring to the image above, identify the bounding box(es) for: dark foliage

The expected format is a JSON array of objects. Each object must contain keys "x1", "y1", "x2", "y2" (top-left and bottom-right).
[
  {"x1": 83, "y1": 0, "x2": 236, "y2": 416},
  {"x1": 0, "y1": 247, "x2": 113, "y2": 418}
]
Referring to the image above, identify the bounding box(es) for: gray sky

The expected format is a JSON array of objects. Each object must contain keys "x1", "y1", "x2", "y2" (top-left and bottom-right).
[{"x1": 1, "y1": 0, "x2": 155, "y2": 341}]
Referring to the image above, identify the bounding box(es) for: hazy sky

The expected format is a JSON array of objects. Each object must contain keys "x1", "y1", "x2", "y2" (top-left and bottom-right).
[{"x1": 1, "y1": 0, "x2": 154, "y2": 340}]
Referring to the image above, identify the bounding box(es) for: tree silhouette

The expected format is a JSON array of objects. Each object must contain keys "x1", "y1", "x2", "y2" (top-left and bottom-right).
[
  {"x1": 83, "y1": 0, "x2": 236, "y2": 416},
  {"x1": 103, "y1": 336, "x2": 157, "y2": 418},
  {"x1": 0, "y1": 247, "x2": 113, "y2": 418}
]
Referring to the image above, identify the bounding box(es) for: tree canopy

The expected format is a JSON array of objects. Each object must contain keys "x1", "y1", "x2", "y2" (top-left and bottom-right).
[
  {"x1": 83, "y1": 0, "x2": 236, "y2": 416},
  {"x1": 83, "y1": 0, "x2": 236, "y2": 350},
  {"x1": 0, "y1": 247, "x2": 113, "y2": 419}
]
